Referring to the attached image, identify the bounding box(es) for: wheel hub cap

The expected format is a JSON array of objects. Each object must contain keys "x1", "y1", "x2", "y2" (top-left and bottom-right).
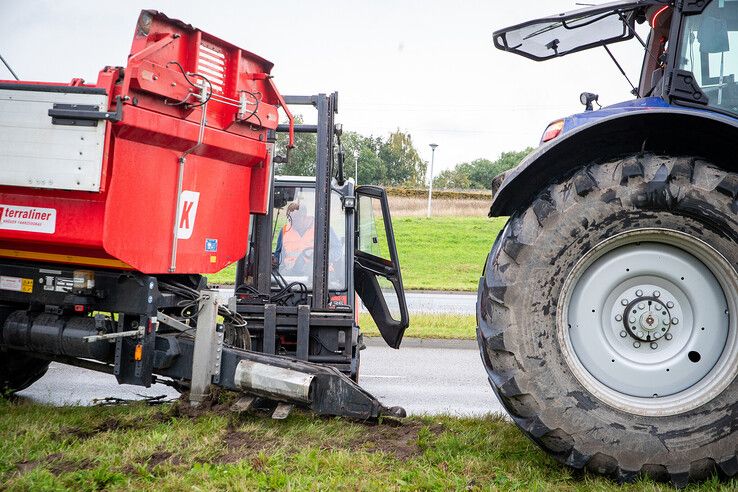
[
  {"x1": 622, "y1": 295, "x2": 674, "y2": 342},
  {"x1": 558, "y1": 229, "x2": 738, "y2": 415}
]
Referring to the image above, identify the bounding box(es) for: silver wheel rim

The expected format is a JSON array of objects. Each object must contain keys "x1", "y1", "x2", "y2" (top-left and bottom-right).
[{"x1": 557, "y1": 228, "x2": 738, "y2": 416}]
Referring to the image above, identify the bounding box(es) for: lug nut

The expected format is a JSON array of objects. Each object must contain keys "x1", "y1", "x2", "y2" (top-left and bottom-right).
[
  {"x1": 665, "y1": 333, "x2": 673, "y2": 341},
  {"x1": 620, "y1": 331, "x2": 628, "y2": 338},
  {"x1": 653, "y1": 290, "x2": 661, "y2": 298},
  {"x1": 633, "y1": 341, "x2": 641, "y2": 348},
  {"x1": 636, "y1": 290, "x2": 643, "y2": 297},
  {"x1": 629, "y1": 317, "x2": 636, "y2": 324},
  {"x1": 667, "y1": 301, "x2": 674, "y2": 309},
  {"x1": 650, "y1": 342, "x2": 658, "y2": 350},
  {"x1": 672, "y1": 317, "x2": 679, "y2": 325},
  {"x1": 615, "y1": 314, "x2": 623, "y2": 322}
]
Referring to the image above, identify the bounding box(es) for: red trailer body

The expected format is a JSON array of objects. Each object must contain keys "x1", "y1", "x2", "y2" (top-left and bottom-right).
[{"x1": 0, "y1": 10, "x2": 293, "y2": 274}]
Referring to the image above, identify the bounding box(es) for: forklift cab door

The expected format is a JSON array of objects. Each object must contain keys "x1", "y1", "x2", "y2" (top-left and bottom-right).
[
  {"x1": 493, "y1": 0, "x2": 661, "y2": 61},
  {"x1": 354, "y1": 186, "x2": 409, "y2": 349}
]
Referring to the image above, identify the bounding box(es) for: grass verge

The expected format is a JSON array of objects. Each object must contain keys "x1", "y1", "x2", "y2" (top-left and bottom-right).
[
  {"x1": 360, "y1": 313, "x2": 476, "y2": 340},
  {"x1": 392, "y1": 216, "x2": 504, "y2": 291},
  {"x1": 2, "y1": 400, "x2": 731, "y2": 491},
  {"x1": 208, "y1": 263, "x2": 237, "y2": 286},
  {"x1": 206, "y1": 216, "x2": 506, "y2": 292}
]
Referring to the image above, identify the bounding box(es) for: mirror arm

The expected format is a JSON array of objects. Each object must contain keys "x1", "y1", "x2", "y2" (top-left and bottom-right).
[{"x1": 617, "y1": 10, "x2": 646, "y2": 48}]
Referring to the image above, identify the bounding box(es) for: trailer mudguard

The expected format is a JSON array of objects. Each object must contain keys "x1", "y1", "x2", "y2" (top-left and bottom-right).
[{"x1": 489, "y1": 107, "x2": 738, "y2": 217}]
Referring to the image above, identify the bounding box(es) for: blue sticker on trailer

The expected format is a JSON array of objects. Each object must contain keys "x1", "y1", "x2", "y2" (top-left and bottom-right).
[{"x1": 205, "y1": 239, "x2": 218, "y2": 252}]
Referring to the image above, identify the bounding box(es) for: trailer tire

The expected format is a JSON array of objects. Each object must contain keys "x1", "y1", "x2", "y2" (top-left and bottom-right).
[
  {"x1": 478, "y1": 154, "x2": 738, "y2": 487},
  {"x1": 0, "y1": 351, "x2": 50, "y2": 396}
]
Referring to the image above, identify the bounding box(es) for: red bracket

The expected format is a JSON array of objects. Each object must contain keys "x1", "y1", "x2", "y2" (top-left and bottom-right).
[
  {"x1": 120, "y1": 32, "x2": 179, "y2": 102},
  {"x1": 267, "y1": 77, "x2": 294, "y2": 148}
]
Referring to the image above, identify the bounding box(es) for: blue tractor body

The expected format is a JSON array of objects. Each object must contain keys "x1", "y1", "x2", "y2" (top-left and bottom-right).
[
  {"x1": 560, "y1": 96, "x2": 671, "y2": 133},
  {"x1": 478, "y1": 1, "x2": 738, "y2": 485},
  {"x1": 489, "y1": 0, "x2": 738, "y2": 216}
]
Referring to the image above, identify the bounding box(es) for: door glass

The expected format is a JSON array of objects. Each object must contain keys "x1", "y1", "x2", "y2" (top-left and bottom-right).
[
  {"x1": 357, "y1": 195, "x2": 391, "y2": 261},
  {"x1": 328, "y1": 191, "x2": 347, "y2": 291},
  {"x1": 377, "y1": 276, "x2": 402, "y2": 321},
  {"x1": 678, "y1": 1, "x2": 738, "y2": 113},
  {"x1": 272, "y1": 185, "x2": 346, "y2": 291},
  {"x1": 494, "y1": 2, "x2": 640, "y2": 61}
]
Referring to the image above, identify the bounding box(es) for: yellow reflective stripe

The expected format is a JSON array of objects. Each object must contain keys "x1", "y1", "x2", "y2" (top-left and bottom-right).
[{"x1": 0, "y1": 249, "x2": 131, "y2": 269}]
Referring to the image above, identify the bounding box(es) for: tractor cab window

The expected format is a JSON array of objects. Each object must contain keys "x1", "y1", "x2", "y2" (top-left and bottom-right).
[
  {"x1": 493, "y1": 1, "x2": 648, "y2": 61},
  {"x1": 678, "y1": 1, "x2": 738, "y2": 113},
  {"x1": 271, "y1": 185, "x2": 347, "y2": 292}
]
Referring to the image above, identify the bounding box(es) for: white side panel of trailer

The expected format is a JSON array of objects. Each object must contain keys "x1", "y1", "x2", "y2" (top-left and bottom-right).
[{"x1": 0, "y1": 89, "x2": 107, "y2": 192}]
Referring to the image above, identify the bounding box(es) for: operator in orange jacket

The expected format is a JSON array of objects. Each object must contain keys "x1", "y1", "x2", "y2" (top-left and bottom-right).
[
  {"x1": 273, "y1": 201, "x2": 344, "y2": 283},
  {"x1": 273, "y1": 202, "x2": 315, "y2": 276}
]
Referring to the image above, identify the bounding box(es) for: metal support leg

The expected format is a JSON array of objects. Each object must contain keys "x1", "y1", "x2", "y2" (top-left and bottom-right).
[
  {"x1": 263, "y1": 304, "x2": 277, "y2": 354},
  {"x1": 297, "y1": 305, "x2": 310, "y2": 360},
  {"x1": 190, "y1": 291, "x2": 221, "y2": 405}
]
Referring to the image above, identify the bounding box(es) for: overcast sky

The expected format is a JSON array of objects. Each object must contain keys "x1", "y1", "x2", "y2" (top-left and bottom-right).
[{"x1": 0, "y1": 0, "x2": 649, "y2": 176}]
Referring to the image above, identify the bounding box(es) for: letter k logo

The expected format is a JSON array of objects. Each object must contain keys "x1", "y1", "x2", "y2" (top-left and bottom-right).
[
  {"x1": 179, "y1": 201, "x2": 194, "y2": 229},
  {"x1": 176, "y1": 191, "x2": 200, "y2": 240}
]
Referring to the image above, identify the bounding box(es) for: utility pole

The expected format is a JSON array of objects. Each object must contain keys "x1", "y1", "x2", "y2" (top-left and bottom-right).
[{"x1": 426, "y1": 143, "x2": 438, "y2": 218}]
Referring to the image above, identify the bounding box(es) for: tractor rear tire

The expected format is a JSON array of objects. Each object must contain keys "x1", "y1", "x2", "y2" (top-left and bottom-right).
[
  {"x1": 478, "y1": 154, "x2": 738, "y2": 487},
  {"x1": 0, "y1": 351, "x2": 50, "y2": 396}
]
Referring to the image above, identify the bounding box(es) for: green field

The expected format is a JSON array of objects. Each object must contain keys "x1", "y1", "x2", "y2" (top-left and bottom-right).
[
  {"x1": 392, "y1": 217, "x2": 505, "y2": 291},
  {"x1": 207, "y1": 263, "x2": 238, "y2": 286},
  {"x1": 2, "y1": 400, "x2": 730, "y2": 491},
  {"x1": 360, "y1": 313, "x2": 476, "y2": 340},
  {"x1": 207, "y1": 217, "x2": 506, "y2": 292}
]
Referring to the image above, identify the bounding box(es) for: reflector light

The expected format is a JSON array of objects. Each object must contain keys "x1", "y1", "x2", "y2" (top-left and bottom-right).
[
  {"x1": 134, "y1": 344, "x2": 143, "y2": 361},
  {"x1": 541, "y1": 120, "x2": 565, "y2": 143},
  {"x1": 650, "y1": 6, "x2": 669, "y2": 28}
]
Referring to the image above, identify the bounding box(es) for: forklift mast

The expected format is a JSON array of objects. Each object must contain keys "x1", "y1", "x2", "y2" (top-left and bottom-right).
[
  {"x1": 232, "y1": 93, "x2": 409, "y2": 379},
  {"x1": 237, "y1": 93, "x2": 339, "y2": 310}
]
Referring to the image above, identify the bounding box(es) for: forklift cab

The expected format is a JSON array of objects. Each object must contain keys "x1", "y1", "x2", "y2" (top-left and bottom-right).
[
  {"x1": 270, "y1": 177, "x2": 349, "y2": 306},
  {"x1": 234, "y1": 93, "x2": 408, "y2": 380},
  {"x1": 269, "y1": 177, "x2": 408, "y2": 341}
]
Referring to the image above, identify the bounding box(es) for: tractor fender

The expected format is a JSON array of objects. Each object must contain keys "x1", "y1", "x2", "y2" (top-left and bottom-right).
[{"x1": 489, "y1": 107, "x2": 738, "y2": 217}]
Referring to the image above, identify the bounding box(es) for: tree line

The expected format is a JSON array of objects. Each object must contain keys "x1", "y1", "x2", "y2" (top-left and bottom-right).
[
  {"x1": 276, "y1": 120, "x2": 532, "y2": 190},
  {"x1": 432, "y1": 148, "x2": 533, "y2": 190}
]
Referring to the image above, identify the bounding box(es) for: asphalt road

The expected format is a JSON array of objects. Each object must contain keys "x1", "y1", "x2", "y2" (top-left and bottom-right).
[
  {"x1": 15, "y1": 339, "x2": 504, "y2": 417},
  {"x1": 361, "y1": 338, "x2": 503, "y2": 416},
  {"x1": 382, "y1": 291, "x2": 476, "y2": 315},
  {"x1": 216, "y1": 289, "x2": 477, "y2": 315}
]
